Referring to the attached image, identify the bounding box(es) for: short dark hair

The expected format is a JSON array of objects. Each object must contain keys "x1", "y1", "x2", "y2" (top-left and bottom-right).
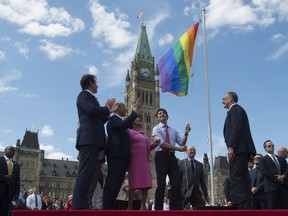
[
  {"x1": 80, "y1": 74, "x2": 96, "y2": 90},
  {"x1": 227, "y1": 91, "x2": 238, "y2": 103},
  {"x1": 263, "y1": 139, "x2": 272, "y2": 148},
  {"x1": 155, "y1": 108, "x2": 169, "y2": 118}
]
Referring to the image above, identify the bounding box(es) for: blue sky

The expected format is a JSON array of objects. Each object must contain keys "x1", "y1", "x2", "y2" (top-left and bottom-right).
[{"x1": 1, "y1": 0, "x2": 287, "y2": 163}]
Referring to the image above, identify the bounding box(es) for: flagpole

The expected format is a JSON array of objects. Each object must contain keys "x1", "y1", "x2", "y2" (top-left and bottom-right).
[{"x1": 201, "y1": 8, "x2": 215, "y2": 206}]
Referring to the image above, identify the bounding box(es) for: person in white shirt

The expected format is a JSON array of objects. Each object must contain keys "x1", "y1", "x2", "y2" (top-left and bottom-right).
[{"x1": 26, "y1": 188, "x2": 42, "y2": 210}]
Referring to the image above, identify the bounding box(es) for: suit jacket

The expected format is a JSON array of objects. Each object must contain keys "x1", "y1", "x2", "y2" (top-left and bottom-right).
[
  {"x1": 223, "y1": 104, "x2": 256, "y2": 156},
  {"x1": 76, "y1": 90, "x2": 110, "y2": 150},
  {"x1": 0, "y1": 156, "x2": 20, "y2": 200},
  {"x1": 179, "y1": 158, "x2": 208, "y2": 200},
  {"x1": 105, "y1": 111, "x2": 138, "y2": 160},
  {"x1": 249, "y1": 167, "x2": 265, "y2": 199},
  {"x1": 260, "y1": 154, "x2": 288, "y2": 193}
]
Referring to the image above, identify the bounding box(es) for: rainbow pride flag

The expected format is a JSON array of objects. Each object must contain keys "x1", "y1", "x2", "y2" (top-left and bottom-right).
[{"x1": 158, "y1": 22, "x2": 199, "y2": 96}]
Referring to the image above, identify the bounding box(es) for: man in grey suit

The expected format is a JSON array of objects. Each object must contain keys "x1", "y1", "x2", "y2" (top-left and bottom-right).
[
  {"x1": 72, "y1": 74, "x2": 116, "y2": 209},
  {"x1": 178, "y1": 146, "x2": 209, "y2": 209},
  {"x1": 222, "y1": 91, "x2": 256, "y2": 209}
]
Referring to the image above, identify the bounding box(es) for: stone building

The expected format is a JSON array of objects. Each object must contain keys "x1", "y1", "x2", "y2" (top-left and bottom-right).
[
  {"x1": 13, "y1": 130, "x2": 78, "y2": 200},
  {"x1": 204, "y1": 155, "x2": 229, "y2": 204}
]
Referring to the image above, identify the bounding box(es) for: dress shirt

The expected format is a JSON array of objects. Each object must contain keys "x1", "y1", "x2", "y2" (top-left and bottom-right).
[
  {"x1": 26, "y1": 194, "x2": 42, "y2": 210},
  {"x1": 152, "y1": 122, "x2": 182, "y2": 152}
]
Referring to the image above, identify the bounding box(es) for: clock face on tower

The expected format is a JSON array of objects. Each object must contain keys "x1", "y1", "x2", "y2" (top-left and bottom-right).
[{"x1": 140, "y1": 67, "x2": 150, "y2": 77}]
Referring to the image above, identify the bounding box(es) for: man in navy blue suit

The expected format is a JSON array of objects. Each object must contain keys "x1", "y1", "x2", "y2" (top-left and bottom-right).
[
  {"x1": 72, "y1": 74, "x2": 117, "y2": 209},
  {"x1": 102, "y1": 98, "x2": 142, "y2": 209},
  {"x1": 260, "y1": 140, "x2": 288, "y2": 209},
  {"x1": 223, "y1": 91, "x2": 256, "y2": 209},
  {"x1": 0, "y1": 146, "x2": 20, "y2": 216}
]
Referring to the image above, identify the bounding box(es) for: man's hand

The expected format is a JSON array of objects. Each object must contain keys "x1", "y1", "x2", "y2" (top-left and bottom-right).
[
  {"x1": 275, "y1": 175, "x2": 285, "y2": 184},
  {"x1": 251, "y1": 187, "x2": 258, "y2": 194},
  {"x1": 133, "y1": 97, "x2": 142, "y2": 112},
  {"x1": 4, "y1": 175, "x2": 12, "y2": 182},
  {"x1": 178, "y1": 146, "x2": 187, "y2": 152},
  {"x1": 228, "y1": 147, "x2": 235, "y2": 161},
  {"x1": 185, "y1": 123, "x2": 191, "y2": 135},
  {"x1": 105, "y1": 98, "x2": 116, "y2": 109}
]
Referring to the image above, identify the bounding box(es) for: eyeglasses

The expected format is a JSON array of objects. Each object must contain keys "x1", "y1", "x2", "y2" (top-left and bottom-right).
[
  {"x1": 254, "y1": 157, "x2": 261, "y2": 160},
  {"x1": 266, "y1": 145, "x2": 274, "y2": 148}
]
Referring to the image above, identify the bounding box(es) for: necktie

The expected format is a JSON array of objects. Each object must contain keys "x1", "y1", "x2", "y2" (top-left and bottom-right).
[
  {"x1": 272, "y1": 154, "x2": 281, "y2": 174},
  {"x1": 190, "y1": 159, "x2": 195, "y2": 175},
  {"x1": 165, "y1": 125, "x2": 170, "y2": 144},
  {"x1": 35, "y1": 195, "x2": 38, "y2": 208},
  {"x1": 253, "y1": 168, "x2": 259, "y2": 186},
  {"x1": 7, "y1": 159, "x2": 13, "y2": 175}
]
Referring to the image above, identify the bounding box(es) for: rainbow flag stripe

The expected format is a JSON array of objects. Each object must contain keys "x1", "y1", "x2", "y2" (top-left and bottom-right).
[{"x1": 158, "y1": 22, "x2": 199, "y2": 96}]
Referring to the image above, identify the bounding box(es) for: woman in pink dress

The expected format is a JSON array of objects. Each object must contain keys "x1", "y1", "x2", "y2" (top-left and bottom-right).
[{"x1": 127, "y1": 117, "x2": 159, "y2": 210}]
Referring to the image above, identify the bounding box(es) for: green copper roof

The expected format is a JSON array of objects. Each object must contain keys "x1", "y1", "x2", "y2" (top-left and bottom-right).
[{"x1": 134, "y1": 24, "x2": 153, "y2": 63}]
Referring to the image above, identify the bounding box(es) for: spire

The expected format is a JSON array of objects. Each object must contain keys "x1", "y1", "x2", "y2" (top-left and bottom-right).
[
  {"x1": 134, "y1": 23, "x2": 153, "y2": 64},
  {"x1": 20, "y1": 130, "x2": 40, "y2": 150}
]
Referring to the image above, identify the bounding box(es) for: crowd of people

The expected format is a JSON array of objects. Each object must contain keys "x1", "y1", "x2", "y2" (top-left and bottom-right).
[{"x1": 1, "y1": 75, "x2": 288, "y2": 215}]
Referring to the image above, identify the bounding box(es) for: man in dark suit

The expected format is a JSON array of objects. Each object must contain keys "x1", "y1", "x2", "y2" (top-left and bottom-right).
[
  {"x1": 72, "y1": 74, "x2": 116, "y2": 209},
  {"x1": 0, "y1": 146, "x2": 20, "y2": 216},
  {"x1": 260, "y1": 140, "x2": 288, "y2": 209},
  {"x1": 249, "y1": 153, "x2": 266, "y2": 209},
  {"x1": 179, "y1": 146, "x2": 209, "y2": 209},
  {"x1": 222, "y1": 91, "x2": 256, "y2": 209},
  {"x1": 102, "y1": 98, "x2": 142, "y2": 210}
]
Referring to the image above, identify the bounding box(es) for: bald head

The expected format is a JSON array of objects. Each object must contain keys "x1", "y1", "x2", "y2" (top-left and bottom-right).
[
  {"x1": 277, "y1": 147, "x2": 288, "y2": 159},
  {"x1": 186, "y1": 145, "x2": 196, "y2": 159}
]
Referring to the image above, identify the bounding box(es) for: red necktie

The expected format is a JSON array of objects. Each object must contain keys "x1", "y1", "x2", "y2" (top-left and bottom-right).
[{"x1": 165, "y1": 125, "x2": 170, "y2": 144}]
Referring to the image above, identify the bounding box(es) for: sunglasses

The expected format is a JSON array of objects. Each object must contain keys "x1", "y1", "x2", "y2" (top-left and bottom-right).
[{"x1": 266, "y1": 145, "x2": 274, "y2": 148}]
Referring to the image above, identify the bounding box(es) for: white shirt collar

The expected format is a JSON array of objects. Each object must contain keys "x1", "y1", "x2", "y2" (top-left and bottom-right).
[{"x1": 228, "y1": 103, "x2": 236, "y2": 110}]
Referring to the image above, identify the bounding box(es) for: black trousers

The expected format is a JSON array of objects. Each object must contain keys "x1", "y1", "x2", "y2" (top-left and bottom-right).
[
  {"x1": 102, "y1": 157, "x2": 129, "y2": 210},
  {"x1": 154, "y1": 151, "x2": 181, "y2": 210},
  {"x1": 72, "y1": 145, "x2": 100, "y2": 209},
  {"x1": 229, "y1": 152, "x2": 251, "y2": 209}
]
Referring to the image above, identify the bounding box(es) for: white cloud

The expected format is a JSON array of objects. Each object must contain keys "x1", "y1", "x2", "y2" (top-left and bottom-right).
[
  {"x1": 4, "y1": 129, "x2": 12, "y2": 134},
  {"x1": 39, "y1": 40, "x2": 72, "y2": 60},
  {"x1": 146, "y1": 10, "x2": 170, "y2": 40},
  {"x1": 0, "y1": 0, "x2": 85, "y2": 37},
  {"x1": 39, "y1": 125, "x2": 54, "y2": 137},
  {"x1": 206, "y1": 0, "x2": 256, "y2": 30},
  {"x1": 0, "y1": 50, "x2": 5, "y2": 60},
  {"x1": 0, "y1": 69, "x2": 22, "y2": 93},
  {"x1": 67, "y1": 137, "x2": 75, "y2": 143},
  {"x1": 40, "y1": 143, "x2": 75, "y2": 160},
  {"x1": 89, "y1": 0, "x2": 136, "y2": 49},
  {"x1": 45, "y1": 152, "x2": 74, "y2": 160},
  {"x1": 270, "y1": 33, "x2": 286, "y2": 42},
  {"x1": 158, "y1": 33, "x2": 174, "y2": 46},
  {"x1": 18, "y1": 93, "x2": 37, "y2": 98},
  {"x1": 40, "y1": 143, "x2": 54, "y2": 152},
  {"x1": 14, "y1": 41, "x2": 29, "y2": 58},
  {"x1": 184, "y1": 0, "x2": 288, "y2": 31},
  {"x1": 267, "y1": 42, "x2": 288, "y2": 60},
  {"x1": 86, "y1": 65, "x2": 99, "y2": 76}
]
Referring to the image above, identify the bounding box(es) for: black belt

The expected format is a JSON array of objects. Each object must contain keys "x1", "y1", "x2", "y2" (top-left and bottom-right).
[{"x1": 155, "y1": 151, "x2": 175, "y2": 156}]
